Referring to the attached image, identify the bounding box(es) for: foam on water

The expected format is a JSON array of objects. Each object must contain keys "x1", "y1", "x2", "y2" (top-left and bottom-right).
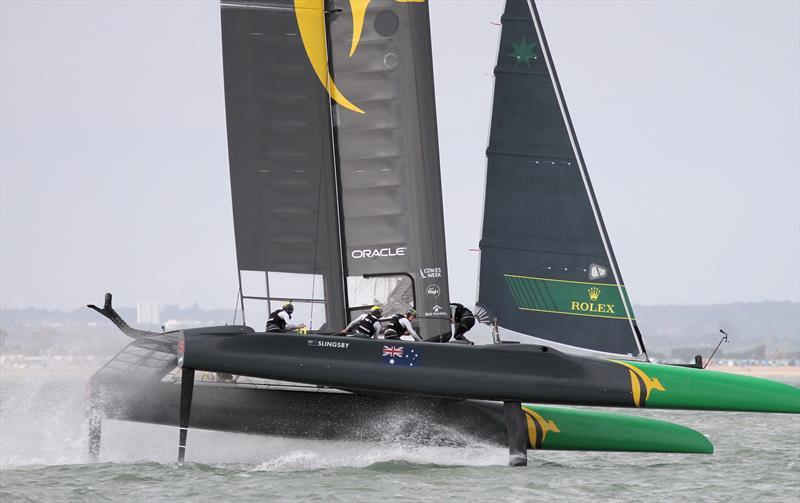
[
  {"x1": 248, "y1": 443, "x2": 507, "y2": 472},
  {"x1": 1, "y1": 358, "x2": 512, "y2": 469}
]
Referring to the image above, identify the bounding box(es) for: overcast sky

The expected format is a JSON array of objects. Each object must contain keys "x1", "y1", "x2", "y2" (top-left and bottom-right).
[{"x1": 1, "y1": 0, "x2": 798, "y2": 311}]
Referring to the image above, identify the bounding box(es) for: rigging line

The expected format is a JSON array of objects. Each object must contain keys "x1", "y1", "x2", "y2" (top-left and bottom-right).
[
  {"x1": 308, "y1": 190, "x2": 322, "y2": 330},
  {"x1": 236, "y1": 269, "x2": 246, "y2": 326},
  {"x1": 526, "y1": 0, "x2": 645, "y2": 359},
  {"x1": 232, "y1": 288, "x2": 241, "y2": 325},
  {"x1": 264, "y1": 269, "x2": 271, "y2": 322},
  {"x1": 308, "y1": 117, "x2": 326, "y2": 331}
]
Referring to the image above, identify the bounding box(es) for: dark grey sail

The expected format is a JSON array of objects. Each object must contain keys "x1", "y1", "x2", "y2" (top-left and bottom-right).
[
  {"x1": 222, "y1": 0, "x2": 450, "y2": 337},
  {"x1": 477, "y1": 0, "x2": 646, "y2": 357},
  {"x1": 221, "y1": 0, "x2": 347, "y2": 330},
  {"x1": 323, "y1": 0, "x2": 451, "y2": 338}
]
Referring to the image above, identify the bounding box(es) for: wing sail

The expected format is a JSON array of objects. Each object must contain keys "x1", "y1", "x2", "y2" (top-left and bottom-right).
[{"x1": 325, "y1": 0, "x2": 451, "y2": 338}]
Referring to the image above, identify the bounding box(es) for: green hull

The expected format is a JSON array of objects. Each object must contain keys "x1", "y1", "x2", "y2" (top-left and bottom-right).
[
  {"x1": 522, "y1": 404, "x2": 713, "y2": 453},
  {"x1": 611, "y1": 361, "x2": 800, "y2": 413}
]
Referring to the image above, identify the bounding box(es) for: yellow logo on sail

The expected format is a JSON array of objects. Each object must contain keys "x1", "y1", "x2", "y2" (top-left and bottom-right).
[
  {"x1": 523, "y1": 408, "x2": 560, "y2": 449},
  {"x1": 570, "y1": 286, "x2": 616, "y2": 315},
  {"x1": 613, "y1": 361, "x2": 666, "y2": 407},
  {"x1": 294, "y1": 0, "x2": 426, "y2": 115}
]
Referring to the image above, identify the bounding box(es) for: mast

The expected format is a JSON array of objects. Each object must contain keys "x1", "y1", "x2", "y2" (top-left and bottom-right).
[{"x1": 323, "y1": 2, "x2": 351, "y2": 326}]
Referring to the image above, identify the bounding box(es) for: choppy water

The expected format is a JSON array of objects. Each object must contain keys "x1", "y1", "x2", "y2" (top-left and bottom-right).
[{"x1": 1, "y1": 363, "x2": 798, "y2": 502}]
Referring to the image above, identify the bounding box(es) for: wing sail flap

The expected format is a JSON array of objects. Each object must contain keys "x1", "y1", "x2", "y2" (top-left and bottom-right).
[{"x1": 221, "y1": 0, "x2": 347, "y2": 328}]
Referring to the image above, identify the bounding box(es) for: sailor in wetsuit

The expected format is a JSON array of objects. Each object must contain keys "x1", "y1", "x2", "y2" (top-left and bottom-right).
[
  {"x1": 450, "y1": 303, "x2": 476, "y2": 344},
  {"x1": 383, "y1": 309, "x2": 423, "y2": 342},
  {"x1": 265, "y1": 302, "x2": 306, "y2": 333},
  {"x1": 340, "y1": 306, "x2": 383, "y2": 338}
]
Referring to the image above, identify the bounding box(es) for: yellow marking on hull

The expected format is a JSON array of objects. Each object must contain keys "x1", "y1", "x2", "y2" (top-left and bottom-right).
[
  {"x1": 612, "y1": 360, "x2": 666, "y2": 407},
  {"x1": 522, "y1": 408, "x2": 560, "y2": 448},
  {"x1": 629, "y1": 370, "x2": 642, "y2": 407}
]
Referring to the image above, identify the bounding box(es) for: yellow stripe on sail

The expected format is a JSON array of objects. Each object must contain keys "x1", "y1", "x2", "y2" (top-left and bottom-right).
[
  {"x1": 348, "y1": 0, "x2": 372, "y2": 57},
  {"x1": 295, "y1": 0, "x2": 365, "y2": 114}
]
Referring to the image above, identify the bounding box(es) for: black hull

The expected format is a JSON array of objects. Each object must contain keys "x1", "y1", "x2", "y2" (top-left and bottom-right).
[
  {"x1": 88, "y1": 331, "x2": 510, "y2": 447},
  {"x1": 179, "y1": 327, "x2": 638, "y2": 407},
  {"x1": 101, "y1": 381, "x2": 510, "y2": 447},
  {"x1": 178, "y1": 327, "x2": 799, "y2": 413}
]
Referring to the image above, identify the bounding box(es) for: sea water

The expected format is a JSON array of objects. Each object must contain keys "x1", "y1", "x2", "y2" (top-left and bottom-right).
[{"x1": 1, "y1": 361, "x2": 798, "y2": 503}]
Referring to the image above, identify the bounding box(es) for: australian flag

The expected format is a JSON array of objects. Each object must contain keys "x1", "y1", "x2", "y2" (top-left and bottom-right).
[{"x1": 382, "y1": 345, "x2": 421, "y2": 367}]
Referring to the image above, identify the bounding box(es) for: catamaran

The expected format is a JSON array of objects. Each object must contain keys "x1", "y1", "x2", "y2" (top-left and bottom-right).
[{"x1": 87, "y1": 0, "x2": 799, "y2": 466}]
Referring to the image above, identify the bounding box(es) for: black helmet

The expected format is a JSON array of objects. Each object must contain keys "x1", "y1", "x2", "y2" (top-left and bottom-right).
[
  {"x1": 283, "y1": 302, "x2": 294, "y2": 314},
  {"x1": 370, "y1": 305, "x2": 382, "y2": 317}
]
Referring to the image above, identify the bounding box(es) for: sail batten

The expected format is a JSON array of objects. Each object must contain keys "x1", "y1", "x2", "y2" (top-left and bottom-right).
[{"x1": 477, "y1": 0, "x2": 644, "y2": 357}]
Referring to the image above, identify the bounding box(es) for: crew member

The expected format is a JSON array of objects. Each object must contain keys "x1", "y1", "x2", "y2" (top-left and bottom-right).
[
  {"x1": 450, "y1": 302, "x2": 475, "y2": 344},
  {"x1": 383, "y1": 309, "x2": 422, "y2": 342},
  {"x1": 340, "y1": 306, "x2": 382, "y2": 338},
  {"x1": 265, "y1": 302, "x2": 306, "y2": 333}
]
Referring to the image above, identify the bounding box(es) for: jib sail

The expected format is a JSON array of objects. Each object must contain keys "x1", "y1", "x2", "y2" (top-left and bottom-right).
[{"x1": 477, "y1": 0, "x2": 646, "y2": 357}]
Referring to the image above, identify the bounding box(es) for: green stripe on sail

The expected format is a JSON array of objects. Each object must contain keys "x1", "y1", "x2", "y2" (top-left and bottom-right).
[
  {"x1": 504, "y1": 275, "x2": 634, "y2": 320},
  {"x1": 506, "y1": 277, "x2": 525, "y2": 309}
]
